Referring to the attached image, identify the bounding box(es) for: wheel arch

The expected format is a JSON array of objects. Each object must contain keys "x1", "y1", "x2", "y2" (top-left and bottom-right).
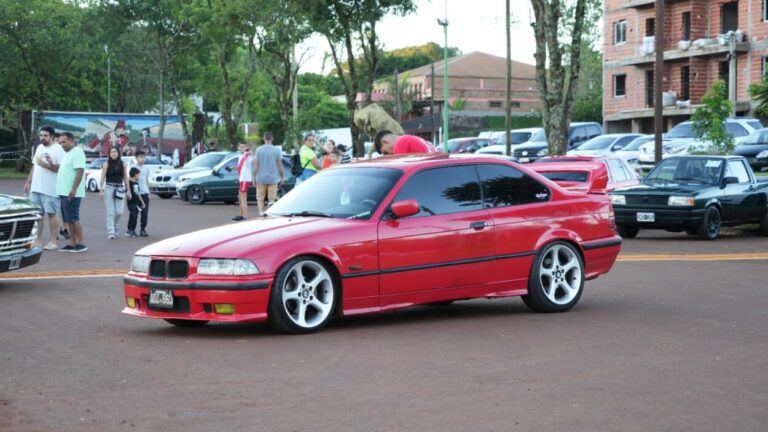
[
  {"x1": 272, "y1": 252, "x2": 345, "y2": 317},
  {"x1": 533, "y1": 230, "x2": 586, "y2": 262}
]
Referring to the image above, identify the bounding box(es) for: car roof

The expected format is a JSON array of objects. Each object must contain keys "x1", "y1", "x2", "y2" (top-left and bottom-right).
[
  {"x1": 527, "y1": 161, "x2": 605, "y2": 172},
  {"x1": 350, "y1": 153, "x2": 522, "y2": 172}
]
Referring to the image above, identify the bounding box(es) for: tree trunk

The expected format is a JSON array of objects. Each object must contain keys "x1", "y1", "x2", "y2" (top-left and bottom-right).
[
  {"x1": 158, "y1": 68, "x2": 166, "y2": 156},
  {"x1": 192, "y1": 112, "x2": 206, "y2": 146},
  {"x1": 171, "y1": 82, "x2": 191, "y2": 161}
]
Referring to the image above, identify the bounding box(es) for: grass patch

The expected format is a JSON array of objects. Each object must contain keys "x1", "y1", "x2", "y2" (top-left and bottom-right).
[
  {"x1": 755, "y1": 170, "x2": 768, "y2": 177},
  {"x1": 0, "y1": 167, "x2": 29, "y2": 180}
]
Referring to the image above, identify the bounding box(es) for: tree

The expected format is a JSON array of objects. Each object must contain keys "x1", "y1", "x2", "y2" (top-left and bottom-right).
[
  {"x1": 692, "y1": 80, "x2": 734, "y2": 155},
  {"x1": 748, "y1": 74, "x2": 768, "y2": 118},
  {"x1": 529, "y1": 0, "x2": 591, "y2": 155},
  {"x1": 571, "y1": 44, "x2": 602, "y2": 123}
]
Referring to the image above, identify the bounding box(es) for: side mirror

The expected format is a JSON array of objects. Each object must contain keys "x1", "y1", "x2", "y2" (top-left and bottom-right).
[
  {"x1": 212, "y1": 169, "x2": 219, "y2": 176},
  {"x1": 612, "y1": 144, "x2": 624, "y2": 151},
  {"x1": 721, "y1": 176, "x2": 738, "y2": 188},
  {"x1": 389, "y1": 199, "x2": 420, "y2": 219}
]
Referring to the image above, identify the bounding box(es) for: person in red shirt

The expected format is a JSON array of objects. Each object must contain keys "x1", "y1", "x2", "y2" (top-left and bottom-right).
[{"x1": 374, "y1": 130, "x2": 437, "y2": 155}]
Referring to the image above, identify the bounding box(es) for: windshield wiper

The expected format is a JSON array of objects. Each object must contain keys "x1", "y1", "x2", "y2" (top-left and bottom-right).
[{"x1": 284, "y1": 210, "x2": 333, "y2": 218}]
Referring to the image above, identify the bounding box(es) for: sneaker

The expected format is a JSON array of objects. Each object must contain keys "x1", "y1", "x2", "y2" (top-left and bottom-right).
[
  {"x1": 108, "y1": 234, "x2": 115, "y2": 240},
  {"x1": 73, "y1": 244, "x2": 88, "y2": 253},
  {"x1": 44, "y1": 241, "x2": 58, "y2": 250},
  {"x1": 58, "y1": 228, "x2": 70, "y2": 240},
  {"x1": 232, "y1": 216, "x2": 245, "y2": 221},
  {"x1": 127, "y1": 231, "x2": 138, "y2": 238},
  {"x1": 139, "y1": 229, "x2": 148, "y2": 237},
  {"x1": 58, "y1": 245, "x2": 75, "y2": 252}
]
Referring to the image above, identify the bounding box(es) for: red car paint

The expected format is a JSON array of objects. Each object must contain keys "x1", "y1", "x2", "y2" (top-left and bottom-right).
[{"x1": 123, "y1": 154, "x2": 621, "y2": 326}]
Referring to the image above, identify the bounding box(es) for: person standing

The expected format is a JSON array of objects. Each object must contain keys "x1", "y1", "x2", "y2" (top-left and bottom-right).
[
  {"x1": 335, "y1": 144, "x2": 352, "y2": 164},
  {"x1": 253, "y1": 131, "x2": 284, "y2": 216},
  {"x1": 134, "y1": 150, "x2": 151, "y2": 236},
  {"x1": 55, "y1": 132, "x2": 87, "y2": 252},
  {"x1": 125, "y1": 167, "x2": 146, "y2": 238},
  {"x1": 99, "y1": 146, "x2": 131, "y2": 239},
  {"x1": 232, "y1": 141, "x2": 252, "y2": 221},
  {"x1": 321, "y1": 139, "x2": 336, "y2": 169},
  {"x1": 374, "y1": 130, "x2": 437, "y2": 155},
  {"x1": 296, "y1": 134, "x2": 322, "y2": 185},
  {"x1": 23, "y1": 125, "x2": 65, "y2": 250}
]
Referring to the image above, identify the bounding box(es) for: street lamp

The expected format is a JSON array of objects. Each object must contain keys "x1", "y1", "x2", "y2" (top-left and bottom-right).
[
  {"x1": 104, "y1": 43, "x2": 111, "y2": 113},
  {"x1": 437, "y1": 17, "x2": 449, "y2": 152}
]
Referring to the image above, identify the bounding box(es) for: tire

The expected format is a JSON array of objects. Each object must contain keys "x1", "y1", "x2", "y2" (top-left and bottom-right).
[
  {"x1": 163, "y1": 319, "x2": 209, "y2": 327},
  {"x1": 87, "y1": 178, "x2": 98, "y2": 192},
  {"x1": 759, "y1": 210, "x2": 768, "y2": 236},
  {"x1": 685, "y1": 227, "x2": 698, "y2": 235},
  {"x1": 522, "y1": 241, "x2": 584, "y2": 313},
  {"x1": 616, "y1": 225, "x2": 639, "y2": 238},
  {"x1": 268, "y1": 256, "x2": 337, "y2": 334},
  {"x1": 157, "y1": 193, "x2": 174, "y2": 199},
  {"x1": 224, "y1": 200, "x2": 236, "y2": 205},
  {"x1": 697, "y1": 206, "x2": 721, "y2": 240},
  {"x1": 187, "y1": 185, "x2": 206, "y2": 205}
]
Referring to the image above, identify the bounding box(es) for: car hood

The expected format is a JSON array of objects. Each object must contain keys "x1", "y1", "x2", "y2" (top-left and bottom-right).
[
  {"x1": 517, "y1": 141, "x2": 547, "y2": 150},
  {"x1": 0, "y1": 194, "x2": 40, "y2": 215},
  {"x1": 165, "y1": 167, "x2": 211, "y2": 178},
  {"x1": 612, "y1": 182, "x2": 711, "y2": 195},
  {"x1": 136, "y1": 216, "x2": 350, "y2": 259}
]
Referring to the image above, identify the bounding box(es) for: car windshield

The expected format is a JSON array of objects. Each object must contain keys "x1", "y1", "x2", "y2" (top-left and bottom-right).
[
  {"x1": 622, "y1": 136, "x2": 653, "y2": 151},
  {"x1": 143, "y1": 157, "x2": 163, "y2": 165},
  {"x1": 644, "y1": 158, "x2": 722, "y2": 185},
  {"x1": 538, "y1": 171, "x2": 588, "y2": 182},
  {"x1": 576, "y1": 136, "x2": 616, "y2": 150},
  {"x1": 88, "y1": 158, "x2": 106, "y2": 169},
  {"x1": 739, "y1": 129, "x2": 768, "y2": 145},
  {"x1": 666, "y1": 123, "x2": 699, "y2": 139},
  {"x1": 529, "y1": 130, "x2": 546, "y2": 141},
  {"x1": 267, "y1": 167, "x2": 403, "y2": 220},
  {"x1": 446, "y1": 139, "x2": 465, "y2": 152},
  {"x1": 184, "y1": 152, "x2": 228, "y2": 168},
  {"x1": 497, "y1": 132, "x2": 533, "y2": 145}
]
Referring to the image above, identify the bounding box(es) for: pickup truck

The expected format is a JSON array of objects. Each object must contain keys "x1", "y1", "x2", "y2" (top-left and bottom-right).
[
  {"x1": 609, "y1": 155, "x2": 768, "y2": 240},
  {"x1": 0, "y1": 194, "x2": 43, "y2": 272}
]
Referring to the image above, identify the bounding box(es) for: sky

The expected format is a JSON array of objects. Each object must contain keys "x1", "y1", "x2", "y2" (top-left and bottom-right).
[{"x1": 299, "y1": 0, "x2": 538, "y2": 74}]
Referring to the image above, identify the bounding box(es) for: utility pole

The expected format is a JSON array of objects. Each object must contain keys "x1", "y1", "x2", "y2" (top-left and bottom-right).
[
  {"x1": 438, "y1": 1, "x2": 449, "y2": 152},
  {"x1": 430, "y1": 63, "x2": 436, "y2": 145},
  {"x1": 653, "y1": 0, "x2": 664, "y2": 163},
  {"x1": 104, "y1": 44, "x2": 111, "y2": 112},
  {"x1": 728, "y1": 33, "x2": 737, "y2": 117},
  {"x1": 504, "y1": 0, "x2": 512, "y2": 156},
  {"x1": 394, "y1": 68, "x2": 401, "y2": 123},
  {"x1": 292, "y1": 46, "x2": 299, "y2": 151}
]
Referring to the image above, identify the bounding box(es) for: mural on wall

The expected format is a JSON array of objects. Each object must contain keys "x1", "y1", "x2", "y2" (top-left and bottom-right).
[{"x1": 38, "y1": 112, "x2": 184, "y2": 157}]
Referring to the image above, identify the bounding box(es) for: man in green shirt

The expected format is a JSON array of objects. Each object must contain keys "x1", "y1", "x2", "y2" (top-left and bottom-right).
[{"x1": 56, "y1": 132, "x2": 87, "y2": 252}]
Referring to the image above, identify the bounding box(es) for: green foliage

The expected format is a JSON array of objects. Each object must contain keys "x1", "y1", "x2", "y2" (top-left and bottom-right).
[
  {"x1": 375, "y1": 42, "x2": 461, "y2": 79},
  {"x1": 299, "y1": 73, "x2": 344, "y2": 96},
  {"x1": 449, "y1": 99, "x2": 466, "y2": 111},
  {"x1": 748, "y1": 73, "x2": 768, "y2": 118},
  {"x1": 487, "y1": 115, "x2": 542, "y2": 130},
  {"x1": 692, "y1": 80, "x2": 734, "y2": 155},
  {"x1": 571, "y1": 43, "x2": 602, "y2": 122}
]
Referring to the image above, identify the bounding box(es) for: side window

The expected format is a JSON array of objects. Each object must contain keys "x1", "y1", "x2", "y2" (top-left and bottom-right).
[
  {"x1": 726, "y1": 160, "x2": 751, "y2": 183},
  {"x1": 724, "y1": 123, "x2": 748, "y2": 137},
  {"x1": 477, "y1": 164, "x2": 550, "y2": 207},
  {"x1": 223, "y1": 157, "x2": 238, "y2": 173},
  {"x1": 393, "y1": 165, "x2": 482, "y2": 217},
  {"x1": 587, "y1": 125, "x2": 602, "y2": 137},
  {"x1": 615, "y1": 135, "x2": 635, "y2": 148},
  {"x1": 606, "y1": 159, "x2": 629, "y2": 182}
]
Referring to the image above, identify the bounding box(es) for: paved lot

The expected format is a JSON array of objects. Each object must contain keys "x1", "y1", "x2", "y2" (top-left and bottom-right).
[{"x1": 1, "y1": 179, "x2": 767, "y2": 431}]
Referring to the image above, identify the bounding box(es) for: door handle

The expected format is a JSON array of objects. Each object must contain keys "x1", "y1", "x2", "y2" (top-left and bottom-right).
[{"x1": 470, "y1": 221, "x2": 488, "y2": 230}]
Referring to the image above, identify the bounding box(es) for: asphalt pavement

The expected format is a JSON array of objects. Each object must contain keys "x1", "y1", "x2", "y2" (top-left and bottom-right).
[{"x1": 1, "y1": 179, "x2": 767, "y2": 432}]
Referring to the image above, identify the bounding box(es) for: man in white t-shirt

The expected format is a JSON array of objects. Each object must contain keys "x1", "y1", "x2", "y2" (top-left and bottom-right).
[
  {"x1": 232, "y1": 141, "x2": 252, "y2": 221},
  {"x1": 23, "y1": 125, "x2": 66, "y2": 250}
]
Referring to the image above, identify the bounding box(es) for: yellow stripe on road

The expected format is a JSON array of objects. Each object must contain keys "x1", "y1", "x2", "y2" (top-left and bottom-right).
[
  {"x1": 617, "y1": 253, "x2": 768, "y2": 262},
  {"x1": 0, "y1": 269, "x2": 127, "y2": 281}
]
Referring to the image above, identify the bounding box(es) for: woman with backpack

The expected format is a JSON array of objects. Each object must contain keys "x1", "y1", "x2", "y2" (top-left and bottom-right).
[{"x1": 294, "y1": 133, "x2": 322, "y2": 186}]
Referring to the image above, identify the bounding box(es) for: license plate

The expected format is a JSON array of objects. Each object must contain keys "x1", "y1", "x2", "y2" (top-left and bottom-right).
[
  {"x1": 149, "y1": 288, "x2": 174, "y2": 308},
  {"x1": 519, "y1": 157, "x2": 530, "y2": 163},
  {"x1": 9, "y1": 256, "x2": 21, "y2": 270},
  {"x1": 637, "y1": 212, "x2": 655, "y2": 222}
]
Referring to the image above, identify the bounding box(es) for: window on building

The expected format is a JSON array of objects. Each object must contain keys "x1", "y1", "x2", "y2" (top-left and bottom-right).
[
  {"x1": 720, "y1": 61, "x2": 730, "y2": 96},
  {"x1": 645, "y1": 18, "x2": 655, "y2": 37},
  {"x1": 645, "y1": 70, "x2": 654, "y2": 107},
  {"x1": 614, "y1": 74, "x2": 627, "y2": 97},
  {"x1": 682, "y1": 12, "x2": 691, "y2": 41},
  {"x1": 721, "y1": 2, "x2": 738, "y2": 33},
  {"x1": 762, "y1": 57, "x2": 768, "y2": 78},
  {"x1": 764, "y1": 0, "x2": 768, "y2": 21},
  {"x1": 614, "y1": 20, "x2": 627, "y2": 45},
  {"x1": 510, "y1": 101, "x2": 520, "y2": 108},
  {"x1": 489, "y1": 101, "x2": 502, "y2": 108},
  {"x1": 680, "y1": 65, "x2": 690, "y2": 101}
]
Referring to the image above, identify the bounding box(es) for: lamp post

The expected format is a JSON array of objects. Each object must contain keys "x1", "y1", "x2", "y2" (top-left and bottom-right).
[
  {"x1": 438, "y1": 16, "x2": 449, "y2": 152},
  {"x1": 104, "y1": 43, "x2": 111, "y2": 113}
]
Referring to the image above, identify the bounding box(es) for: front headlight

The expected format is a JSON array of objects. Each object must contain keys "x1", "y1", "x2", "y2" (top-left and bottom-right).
[
  {"x1": 537, "y1": 148, "x2": 549, "y2": 156},
  {"x1": 757, "y1": 150, "x2": 768, "y2": 158},
  {"x1": 668, "y1": 196, "x2": 694, "y2": 206},
  {"x1": 131, "y1": 255, "x2": 150, "y2": 273},
  {"x1": 197, "y1": 259, "x2": 260, "y2": 275},
  {"x1": 611, "y1": 195, "x2": 626, "y2": 205}
]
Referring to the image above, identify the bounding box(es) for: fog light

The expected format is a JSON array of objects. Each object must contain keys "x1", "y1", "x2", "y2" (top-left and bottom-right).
[
  {"x1": 126, "y1": 297, "x2": 138, "y2": 308},
  {"x1": 214, "y1": 304, "x2": 235, "y2": 315}
]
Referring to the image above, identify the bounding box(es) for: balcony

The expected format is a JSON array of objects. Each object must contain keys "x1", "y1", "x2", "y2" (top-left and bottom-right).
[
  {"x1": 606, "y1": 41, "x2": 750, "y2": 68},
  {"x1": 621, "y1": 0, "x2": 655, "y2": 9},
  {"x1": 605, "y1": 100, "x2": 751, "y2": 122}
]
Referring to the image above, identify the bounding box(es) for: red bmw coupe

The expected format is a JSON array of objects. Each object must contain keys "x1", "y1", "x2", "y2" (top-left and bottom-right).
[{"x1": 123, "y1": 154, "x2": 621, "y2": 334}]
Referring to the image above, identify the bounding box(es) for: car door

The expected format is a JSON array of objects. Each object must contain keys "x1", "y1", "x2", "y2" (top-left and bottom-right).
[
  {"x1": 569, "y1": 126, "x2": 588, "y2": 149},
  {"x1": 377, "y1": 165, "x2": 495, "y2": 306},
  {"x1": 723, "y1": 159, "x2": 766, "y2": 221},
  {"x1": 476, "y1": 163, "x2": 553, "y2": 292},
  {"x1": 208, "y1": 156, "x2": 239, "y2": 200}
]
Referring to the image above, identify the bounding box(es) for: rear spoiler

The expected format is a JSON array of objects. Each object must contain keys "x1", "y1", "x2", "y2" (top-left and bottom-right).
[{"x1": 587, "y1": 164, "x2": 609, "y2": 194}]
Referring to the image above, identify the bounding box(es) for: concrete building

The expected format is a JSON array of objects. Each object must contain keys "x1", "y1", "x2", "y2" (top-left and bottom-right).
[{"x1": 603, "y1": 0, "x2": 768, "y2": 133}]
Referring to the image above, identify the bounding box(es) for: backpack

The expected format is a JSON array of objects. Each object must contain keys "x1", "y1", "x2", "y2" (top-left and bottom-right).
[{"x1": 290, "y1": 152, "x2": 309, "y2": 176}]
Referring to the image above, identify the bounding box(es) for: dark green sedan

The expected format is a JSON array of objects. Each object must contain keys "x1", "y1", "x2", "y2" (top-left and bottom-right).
[
  {"x1": 177, "y1": 154, "x2": 296, "y2": 205},
  {"x1": 609, "y1": 156, "x2": 768, "y2": 240}
]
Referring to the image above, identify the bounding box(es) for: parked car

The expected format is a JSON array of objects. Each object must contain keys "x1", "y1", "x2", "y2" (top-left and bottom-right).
[
  {"x1": 514, "y1": 122, "x2": 603, "y2": 163},
  {"x1": 567, "y1": 134, "x2": 643, "y2": 157},
  {"x1": 528, "y1": 159, "x2": 640, "y2": 192},
  {"x1": 0, "y1": 194, "x2": 42, "y2": 273},
  {"x1": 123, "y1": 154, "x2": 622, "y2": 333},
  {"x1": 613, "y1": 134, "x2": 656, "y2": 167},
  {"x1": 476, "y1": 144, "x2": 516, "y2": 156},
  {"x1": 637, "y1": 118, "x2": 763, "y2": 169},
  {"x1": 84, "y1": 157, "x2": 106, "y2": 192},
  {"x1": 610, "y1": 155, "x2": 768, "y2": 240},
  {"x1": 446, "y1": 137, "x2": 493, "y2": 153},
  {"x1": 536, "y1": 155, "x2": 642, "y2": 190},
  {"x1": 732, "y1": 128, "x2": 768, "y2": 171},
  {"x1": 177, "y1": 154, "x2": 296, "y2": 204},
  {"x1": 149, "y1": 151, "x2": 235, "y2": 198},
  {"x1": 494, "y1": 127, "x2": 543, "y2": 146},
  {"x1": 85, "y1": 156, "x2": 171, "y2": 192}
]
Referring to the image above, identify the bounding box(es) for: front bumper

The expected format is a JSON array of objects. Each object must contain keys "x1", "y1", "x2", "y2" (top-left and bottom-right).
[
  {"x1": 614, "y1": 206, "x2": 705, "y2": 229},
  {"x1": 177, "y1": 186, "x2": 189, "y2": 201},
  {"x1": 122, "y1": 275, "x2": 273, "y2": 323},
  {"x1": 0, "y1": 246, "x2": 43, "y2": 273}
]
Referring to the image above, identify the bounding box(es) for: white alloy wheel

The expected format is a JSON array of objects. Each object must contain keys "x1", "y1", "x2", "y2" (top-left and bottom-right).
[
  {"x1": 278, "y1": 259, "x2": 335, "y2": 331},
  {"x1": 538, "y1": 244, "x2": 582, "y2": 305}
]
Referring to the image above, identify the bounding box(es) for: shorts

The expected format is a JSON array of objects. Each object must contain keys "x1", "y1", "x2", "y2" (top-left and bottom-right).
[
  {"x1": 29, "y1": 192, "x2": 59, "y2": 215},
  {"x1": 59, "y1": 196, "x2": 82, "y2": 223},
  {"x1": 256, "y1": 183, "x2": 278, "y2": 203},
  {"x1": 238, "y1": 181, "x2": 251, "y2": 193}
]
